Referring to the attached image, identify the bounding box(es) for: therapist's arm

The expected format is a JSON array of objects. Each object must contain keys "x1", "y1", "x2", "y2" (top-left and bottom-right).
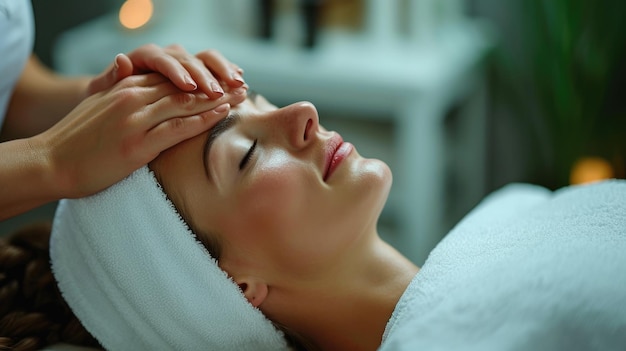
[{"x1": 1, "y1": 56, "x2": 90, "y2": 141}]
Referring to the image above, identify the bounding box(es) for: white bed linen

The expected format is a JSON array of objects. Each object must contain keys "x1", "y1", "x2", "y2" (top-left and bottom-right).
[{"x1": 381, "y1": 180, "x2": 626, "y2": 350}]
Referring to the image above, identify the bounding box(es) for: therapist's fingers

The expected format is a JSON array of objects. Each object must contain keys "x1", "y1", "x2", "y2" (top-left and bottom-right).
[
  {"x1": 143, "y1": 86, "x2": 248, "y2": 128},
  {"x1": 144, "y1": 103, "x2": 230, "y2": 153},
  {"x1": 195, "y1": 49, "x2": 246, "y2": 88},
  {"x1": 132, "y1": 44, "x2": 237, "y2": 99},
  {"x1": 87, "y1": 44, "x2": 246, "y2": 101},
  {"x1": 162, "y1": 44, "x2": 247, "y2": 98},
  {"x1": 87, "y1": 46, "x2": 196, "y2": 97},
  {"x1": 125, "y1": 44, "x2": 202, "y2": 91},
  {"x1": 86, "y1": 53, "x2": 135, "y2": 97},
  {"x1": 98, "y1": 73, "x2": 219, "y2": 123},
  {"x1": 112, "y1": 53, "x2": 134, "y2": 80},
  {"x1": 161, "y1": 45, "x2": 227, "y2": 99},
  {"x1": 143, "y1": 88, "x2": 249, "y2": 153},
  {"x1": 103, "y1": 72, "x2": 181, "y2": 105}
]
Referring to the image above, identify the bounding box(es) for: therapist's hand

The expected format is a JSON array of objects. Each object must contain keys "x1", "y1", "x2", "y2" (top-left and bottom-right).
[
  {"x1": 34, "y1": 73, "x2": 247, "y2": 199},
  {"x1": 86, "y1": 44, "x2": 246, "y2": 100}
]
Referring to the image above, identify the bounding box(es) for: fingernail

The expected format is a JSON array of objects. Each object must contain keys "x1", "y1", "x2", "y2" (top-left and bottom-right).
[
  {"x1": 211, "y1": 81, "x2": 224, "y2": 95},
  {"x1": 184, "y1": 75, "x2": 197, "y2": 90},
  {"x1": 214, "y1": 103, "x2": 230, "y2": 114},
  {"x1": 231, "y1": 72, "x2": 245, "y2": 84},
  {"x1": 114, "y1": 53, "x2": 123, "y2": 70}
]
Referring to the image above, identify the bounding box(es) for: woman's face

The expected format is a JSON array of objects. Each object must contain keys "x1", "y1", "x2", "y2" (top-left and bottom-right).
[{"x1": 150, "y1": 94, "x2": 391, "y2": 283}]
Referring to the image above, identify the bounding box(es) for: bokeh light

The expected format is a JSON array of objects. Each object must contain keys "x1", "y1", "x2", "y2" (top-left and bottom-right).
[
  {"x1": 570, "y1": 157, "x2": 615, "y2": 185},
  {"x1": 119, "y1": 0, "x2": 153, "y2": 30}
]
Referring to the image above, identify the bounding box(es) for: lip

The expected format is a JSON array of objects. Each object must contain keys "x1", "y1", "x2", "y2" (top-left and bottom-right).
[{"x1": 323, "y1": 133, "x2": 354, "y2": 182}]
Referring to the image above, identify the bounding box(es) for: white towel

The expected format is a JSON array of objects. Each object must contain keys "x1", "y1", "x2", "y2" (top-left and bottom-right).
[
  {"x1": 50, "y1": 166, "x2": 288, "y2": 351},
  {"x1": 381, "y1": 180, "x2": 626, "y2": 350}
]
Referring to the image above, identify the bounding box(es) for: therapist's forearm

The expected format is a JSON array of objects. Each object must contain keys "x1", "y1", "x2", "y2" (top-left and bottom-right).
[
  {"x1": 1, "y1": 56, "x2": 90, "y2": 141},
  {"x1": 0, "y1": 136, "x2": 62, "y2": 220}
]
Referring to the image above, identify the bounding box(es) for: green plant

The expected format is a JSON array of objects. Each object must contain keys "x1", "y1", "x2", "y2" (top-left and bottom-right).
[{"x1": 497, "y1": 1, "x2": 626, "y2": 187}]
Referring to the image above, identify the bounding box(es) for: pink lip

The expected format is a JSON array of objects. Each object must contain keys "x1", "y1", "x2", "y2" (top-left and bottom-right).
[{"x1": 323, "y1": 133, "x2": 354, "y2": 182}]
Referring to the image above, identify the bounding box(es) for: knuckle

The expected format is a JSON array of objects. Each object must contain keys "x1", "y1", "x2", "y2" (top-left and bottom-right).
[
  {"x1": 132, "y1": 43, "x2": 156, "y2": 57},
  {"x1": 197, "y1": 49, "x2": 219, "y2": 59},
  {"x1": 112, "y1": 87, "x2": 142, "y2": 107},
  {"x1": 199, "y1": 110, "x2": 219, "y2": 122},
  {"x1": 172, "y1": 92, "x2": 197, "y2": 109},
  {"x1": 170, "y1": 117, "x2": 187, "y2": 131},
  {"x1": 142, "y1": 43, "x2": 160, "y2": 52},
  {"x1": 166, "y1": 43, "x2": 184, "y2": 52},
  {"x1": 117, "y1": 74, "x2": 142, "y2": 87},
  {"x1": 119, "y1": 135, "x2": 141, "y2": 159},
  {"x1": 178, "y1": 55, "x2": 198, "y2": 66}
]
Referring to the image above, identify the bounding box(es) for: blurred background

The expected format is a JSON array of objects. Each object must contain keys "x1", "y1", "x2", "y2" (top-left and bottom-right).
[{"x1": 2, "y1": 0, "x2": 625, "y2": 264}]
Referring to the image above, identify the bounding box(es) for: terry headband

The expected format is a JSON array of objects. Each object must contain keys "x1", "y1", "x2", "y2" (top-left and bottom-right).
[{"x1": 50, "y1": 166, "x2": 288, "y2": 350}]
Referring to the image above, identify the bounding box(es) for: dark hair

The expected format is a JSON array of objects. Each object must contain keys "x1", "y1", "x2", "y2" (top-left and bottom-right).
[{"x1": 0, "y1": 222, "x2": 101, "y2": 350}]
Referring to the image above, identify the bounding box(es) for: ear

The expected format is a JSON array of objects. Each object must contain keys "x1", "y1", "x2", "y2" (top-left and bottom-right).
[{"x1": 234, "y1": 276, "x2": 268, "y2": 308}]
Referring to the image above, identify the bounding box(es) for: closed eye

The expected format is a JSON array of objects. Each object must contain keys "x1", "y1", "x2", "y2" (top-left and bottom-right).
[{"x1": 239, "y1": 139, "x2": 257, "y2": 170}]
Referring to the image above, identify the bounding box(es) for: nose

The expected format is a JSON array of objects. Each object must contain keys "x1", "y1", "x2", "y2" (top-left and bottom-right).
[{"x1": 271, "y1": 101, "x2": 320, "y2": 150}]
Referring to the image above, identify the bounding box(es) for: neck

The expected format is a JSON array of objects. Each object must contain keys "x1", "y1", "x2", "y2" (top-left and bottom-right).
[{"x1": 267, "y1": 236, "x2": 419, "y2": 351}]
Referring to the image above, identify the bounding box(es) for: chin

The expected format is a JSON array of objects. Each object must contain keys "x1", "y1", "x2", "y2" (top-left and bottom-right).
[
  {"x1": 356, "y1": 157, "x2": 393, "y2": 212},
  {"x1": 364, "y1": 158, "x2": 392, "y2": 186}
]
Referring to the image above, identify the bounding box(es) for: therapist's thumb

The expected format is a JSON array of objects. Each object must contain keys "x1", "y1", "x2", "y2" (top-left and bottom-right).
[
  {"x1": 112, "y1": 53, "x2": 133, "y2": 80},
  {"x1": 86, "y1": 53, "x2": 134, "y2": 96}
]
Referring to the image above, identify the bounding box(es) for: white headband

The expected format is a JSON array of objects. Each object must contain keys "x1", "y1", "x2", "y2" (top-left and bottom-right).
[{"x1": 50, "y1": 166, "x2": 287, "y2": 350}]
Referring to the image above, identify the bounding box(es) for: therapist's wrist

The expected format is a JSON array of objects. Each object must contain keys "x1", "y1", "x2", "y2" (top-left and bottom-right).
[{"x1": 26, "y1": 134, "x2": 69, "y2": 201}]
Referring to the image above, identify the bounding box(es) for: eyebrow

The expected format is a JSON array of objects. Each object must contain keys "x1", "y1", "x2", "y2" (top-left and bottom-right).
[{"x1": 202, "y1": 112, "x2": 241, "y2": 180}]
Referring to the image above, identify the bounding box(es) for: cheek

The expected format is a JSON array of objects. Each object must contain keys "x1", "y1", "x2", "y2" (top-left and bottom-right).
[
  {"x1": 237, "y1": 157, "x2": 313, "y2": 236},
  {"x1": 231, "y1": 159, "x2": 330, "y2": 274}
]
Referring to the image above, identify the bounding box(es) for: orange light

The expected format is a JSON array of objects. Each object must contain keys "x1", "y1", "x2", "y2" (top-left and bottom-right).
[
  {"x1": 119, "y1": 0, "x2": 154, "y2": 30},
  {"x1": 570, "y1": 157, "x2": 615, "y2": 185}
]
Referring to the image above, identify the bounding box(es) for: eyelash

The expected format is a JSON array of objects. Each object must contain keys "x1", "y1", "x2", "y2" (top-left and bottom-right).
[{"x1": 239, "y1": 139, "x2": 257, "y2": 170}]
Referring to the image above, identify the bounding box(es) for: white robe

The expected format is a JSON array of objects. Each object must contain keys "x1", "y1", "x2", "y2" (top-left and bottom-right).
[{"x1": 0, "y1": 0, "x2": 34, "y2": 126}]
